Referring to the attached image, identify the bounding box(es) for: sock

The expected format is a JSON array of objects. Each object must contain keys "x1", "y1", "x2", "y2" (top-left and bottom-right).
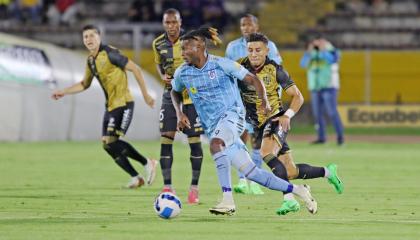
[
  {"x1": 118, "y1": 140, "x2": 148, "y2": 165},
  {"x1": 263, "y1": 154, "x2": 288, "y2": 180},
  {"x1": 251, "y1": 149, "x2": 263, "y2": 168},
  {"x1": 115, "y1": 156, "x2": 138, "y2": 177},
  {"x1": 160, "y1": 143, "x2": 173, "y2": 185},
  {"x1": 227, "y1": 141, "x2": 293, "y2": 193},
  {"x1": 296, "y1": 164, "x2": 325, "y2": 179},
  {"x1": 284, "y1": 193, "x2": 295, "y2": 200},
  {"x1": 212, "y1": 150, "x2": 232, "y2": 194},
  {"x1": 103, "y1": 142, "x2": 138, "y2": 177},
  {"x1": 189, "y1": 142, "x2": 203, "y2": 186},
  {"x1": 324, "y1": 167, "x2": 331, "y2": 178}
]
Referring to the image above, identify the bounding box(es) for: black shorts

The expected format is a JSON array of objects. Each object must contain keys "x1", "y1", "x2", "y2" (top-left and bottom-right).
[
  {"x1": 253, "y1": 114, "x2": 291, "y2": 155},
  {"x1": 159, "y1": 103, "x2": 204, "y2": 137},
  {"x1": 102, "y1": 102, "x2": 134, "y2": 137}
]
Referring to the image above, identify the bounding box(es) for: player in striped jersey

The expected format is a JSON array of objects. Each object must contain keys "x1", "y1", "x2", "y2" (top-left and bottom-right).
[{"x1": 170, "y1": 27, "x2": 317, "y2": 216}]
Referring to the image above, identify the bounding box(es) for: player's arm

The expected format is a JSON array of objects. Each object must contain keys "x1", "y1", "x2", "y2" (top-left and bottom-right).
[
  {"x1": 277, "y1": 67, "x2": 304, "y2": 131},
  {"x1": 219, "y1": 57, "x2": 271, "y2": 115},
  {"x1": 170, "y1": 69, "x2": 190, "y2": 130},
  {"x1": 243, "y1": 73, "x2": 271, "y2": 116},
  {"x1": 125, "y1": 60, "x2": 155, "y2": 108},
  {"x1": 155, "y1": 64, "x2": 173, "y2": 85},
  {"x1": 51, "y1": 66, "x2": 92, "y2": 100}
]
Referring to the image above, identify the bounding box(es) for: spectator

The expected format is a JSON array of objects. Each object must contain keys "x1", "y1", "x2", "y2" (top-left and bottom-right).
[
  {"x1": 0, "y1": 0, "x2": 11, "y2": 19},
  {"x1": 47, "y1": 0, "x2": 78, "y2": 26},
  {"x1": 300, "y1": 37, "x2": 344, "y2": 145},
  {"x1": 12, "y1": 0, "x2": 43, "y2": 24},
  {"x1": 128, "y1": 0, "x2": 157, "y2": 22}
]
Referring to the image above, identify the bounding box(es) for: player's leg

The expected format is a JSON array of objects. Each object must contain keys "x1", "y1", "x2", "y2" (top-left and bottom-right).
[
  {"x1": 182, "y1": 104, "x2": 204, "y2": 204},
  {"x1": 311, "y1": 90, "x2": 326, "y2": 143},
  {"x1": 210, "y1": 110, "x2": 316, "y2": 215},
  {"x1": 229, "y1": 139, "x2": 317, "y2": 214},
  {"x1": 159, "y1": 103, "x2": 177, "y2": 193},
  {"x1": 101, "y1": 104, "x2": 144, "y2": 188},
  {"x1": 208, "y1": 110, "x2": 242, "y2": 215},
  {"x1": 278, "y1": 144, "x2": 343, "y2": 194},
  {"x1": 321, "y1": 88, "x2": 344, "y2": 145},
  {"x1": 233, "y1": 129, "x2": 251, "y2": 194},
  {"x1": 113, "y1": 102, "x2": 157, "y2": 185}
]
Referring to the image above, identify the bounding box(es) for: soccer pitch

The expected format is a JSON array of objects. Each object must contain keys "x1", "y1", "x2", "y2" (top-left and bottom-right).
[{"x1": 1, "y1": 141, "x2": 419, "y2": 240}]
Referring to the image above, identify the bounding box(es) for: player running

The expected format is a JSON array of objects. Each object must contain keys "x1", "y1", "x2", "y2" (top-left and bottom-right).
[
  {"x1": 238, "y1": 33, "x2": 344, "y2": 215},
  {"x1": 52, "y1": 25, "x2": 157, "y2": 189},
  {"x1": 170, "y1": 27, "x2": 317, "y2": 216}
]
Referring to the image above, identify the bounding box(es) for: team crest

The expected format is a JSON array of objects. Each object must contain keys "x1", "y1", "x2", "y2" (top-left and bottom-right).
[
  {"x1": 263, "y1": 75, "x2": 271, "y2": 85},
  {"x1": 190, "y1": 87, "x2": 198, "y2": 94},
  {"x1": 208, "y1": 70, "x2": 216, "y2": 79}
]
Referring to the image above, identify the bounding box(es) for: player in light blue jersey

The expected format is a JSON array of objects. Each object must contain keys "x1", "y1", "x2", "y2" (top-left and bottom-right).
[
  {"x1": 225, "y1": 14, "x2": 283, "y2": 195},
  {"x1": 171, "y1": 27, "x2": 316, "y2": 216}
]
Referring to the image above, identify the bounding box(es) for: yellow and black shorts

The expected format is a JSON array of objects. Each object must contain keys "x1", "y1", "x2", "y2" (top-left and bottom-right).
[
  {"x1": 159, "y1": 103, "x2": 204, "y2": 137},
  {"x1": 102, "y1": 102, "x2": 134, "y2": 137}
]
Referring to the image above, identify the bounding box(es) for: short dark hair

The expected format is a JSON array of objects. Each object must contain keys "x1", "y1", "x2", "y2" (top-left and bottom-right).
[
  {"x1": 246, "y1": 33, "x2": 268, "y2": 45},
  {"x1": 241, "y1": 14, "x2": 258, "y2": 24},
  {"x1": 82, "y1": 24, "x2": 100, "y2": 34},
  {"x1": 163, "y1": 8, "x2": 181, "y2": 18}
]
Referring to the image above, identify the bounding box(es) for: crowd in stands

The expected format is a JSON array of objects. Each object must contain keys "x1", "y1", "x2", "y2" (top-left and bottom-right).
[
  {"x1": 337, "y1": 0, "x2": 420, "y2": 15},
  {"x1": 0, "y1": 0, "x2": 233, "y2": 32}
]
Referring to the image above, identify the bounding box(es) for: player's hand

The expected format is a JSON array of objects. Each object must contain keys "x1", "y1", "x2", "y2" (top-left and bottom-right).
[
  {"x1": 278, "y1": 115, "x2": 291, "y2": 132},
  {"x1": 143, "y1": 94, "x2": 155, "y2": 108},
  {"x1": 176, "y1": 112, "x2": 191, "y2": 131},
  {"x1": 51, "y1": 90, "x2": 65, "y2": 100},
  {"x1": 259, "y1": 98, "x2": 271, "y2": 116},
  {"x1": 163, "y1": 74, "x2": 173, "y2": 85}
]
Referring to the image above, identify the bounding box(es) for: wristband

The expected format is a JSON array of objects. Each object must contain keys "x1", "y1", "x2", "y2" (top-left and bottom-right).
[{"x1": 284, "y1": 109, "x2": 295, "y2": 118}]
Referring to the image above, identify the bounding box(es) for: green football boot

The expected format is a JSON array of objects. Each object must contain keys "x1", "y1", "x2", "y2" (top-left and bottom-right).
[
  {"x1": 249, "y1": 181, "x2": 264, "y2": 195},
  {"x1": 276, "y1": 199, "x2": 300, "y2": 215},
  {"x1": 233, "y1": 179, "x2": 250, "y2": 194},
  {"x1": 326, "y1": 163, "x2": 344, "y2": 194}
]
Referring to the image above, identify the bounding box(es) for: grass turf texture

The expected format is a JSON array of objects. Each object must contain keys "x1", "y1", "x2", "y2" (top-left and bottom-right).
[{"x1": 1, "y1": 141, "x2": 419, "y2": 240}]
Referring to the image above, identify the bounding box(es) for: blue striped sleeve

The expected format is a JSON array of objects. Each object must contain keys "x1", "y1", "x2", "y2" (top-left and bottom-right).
[
  {"x1": 171, "y1": 67, "x2": 185, "y2": 92},
  {"x1": 217, "y1": 57, "x2": 249, "y2": 80}
]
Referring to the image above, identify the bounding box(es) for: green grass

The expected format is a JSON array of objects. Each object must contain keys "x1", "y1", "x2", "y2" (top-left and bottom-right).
[{"x1": 1, "y1": 141, "x2": 420, "y2": 240}]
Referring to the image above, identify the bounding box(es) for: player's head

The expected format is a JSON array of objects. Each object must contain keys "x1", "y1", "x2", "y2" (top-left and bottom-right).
[
  {"x1": 82, "y1": 25, "x2": 101, "y2": 52},
  {"x1": 246, "y1": 33, "x2": 269, "y2": 68},
  {"x1": 240, "y1": 14, "x2": 259, "y2": 38},
  {"x1": 162, "y1": 8, "x2": 182, "y2": 39},
  {"x1": 180, "y1": 27, "x2": 222, "y2": 65}
]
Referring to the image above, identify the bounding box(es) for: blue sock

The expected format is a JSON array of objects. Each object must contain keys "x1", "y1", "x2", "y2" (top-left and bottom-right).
[
  {"x1": 212, "y1": 151, "x2": 232, "y2": 193},
  {"x1": 227, "y1": 141, "x2": 293, "y2": 193},
  {"x1": 251, "y1": 149, "x2": 263, "y2": 168}
]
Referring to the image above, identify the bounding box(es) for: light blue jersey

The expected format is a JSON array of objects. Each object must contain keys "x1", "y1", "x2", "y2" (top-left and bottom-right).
[
  {"x1": 225, "y1": 37, "x2": 282, "y2": 64},
  {"x1": 172, "y1": 54, "x2": 249, "y2": 136}
]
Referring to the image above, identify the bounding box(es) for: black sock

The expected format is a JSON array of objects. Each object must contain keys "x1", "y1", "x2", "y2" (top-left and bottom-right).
[
  {"x1": 296, "y1": 164, "x2": 325, "y2": 179},
  {"x1": 118, "y1": 140, "x2": 148, "y2": 165},
  {"x1": 160, "y1": 143, "x2": 173, "y2": 185},
  {"x1": 115, "y1": 156, "x2": 138, "y2": 177},
  {"x1": 103, "y1": 142, "x2": 138, "y2": 177},
  {"x1": 189, "y1": 142, "x2": 203, "y2": 186},
  {"x1": 263, "y1": 154, "x2": 288, "y2": 180}
]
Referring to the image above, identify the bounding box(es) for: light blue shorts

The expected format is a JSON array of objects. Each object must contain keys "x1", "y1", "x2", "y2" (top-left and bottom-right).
[{"x1": 210, "y1": 107, "x2": 245, "y2": 147}]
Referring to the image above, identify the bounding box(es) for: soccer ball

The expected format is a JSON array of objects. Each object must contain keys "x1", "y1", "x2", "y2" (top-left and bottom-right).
[{"x1": 154, "y1": 192, "x2": 182, "y2": 219}]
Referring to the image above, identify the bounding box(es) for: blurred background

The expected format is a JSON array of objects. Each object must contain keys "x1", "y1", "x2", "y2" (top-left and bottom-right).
[{"x1": 0, "y1": 0, "x2": 419, "y2": 142}]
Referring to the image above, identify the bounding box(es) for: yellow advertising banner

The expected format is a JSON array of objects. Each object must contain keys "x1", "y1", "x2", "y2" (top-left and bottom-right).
[{"x1": 338, "y1": 105, "x2": 420, "y2": 127}]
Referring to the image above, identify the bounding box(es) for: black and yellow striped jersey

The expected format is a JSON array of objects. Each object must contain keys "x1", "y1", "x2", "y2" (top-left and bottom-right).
[
  {"x1": 238, "y1": 57, "x2": 295, "y2": 127},
  {"x1": 152, "y1": 32, "x2": 192, "y2": 105},
  {"x1": 81, "y1": 44, "x2": 133, "y2": 112}
]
